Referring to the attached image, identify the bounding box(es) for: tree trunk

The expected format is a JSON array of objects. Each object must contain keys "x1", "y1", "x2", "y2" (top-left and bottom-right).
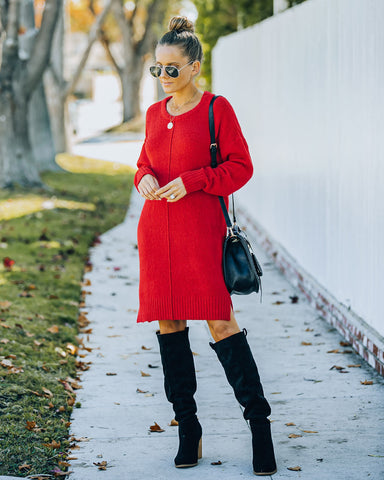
[
  {"x1": 120, "y1": 58, "x2": 143, "y2": 121},
  {"x1": 0, "y1": 89, "x2": 42, "y2": 188},
  {"x1": 29, "y1": 80, "x2": 60, "y2": 172}
]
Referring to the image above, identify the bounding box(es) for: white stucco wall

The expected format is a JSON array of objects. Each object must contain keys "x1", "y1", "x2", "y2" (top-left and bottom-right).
[{"x1": 212, "y1": 0, "x2": 384, "y2": 336}]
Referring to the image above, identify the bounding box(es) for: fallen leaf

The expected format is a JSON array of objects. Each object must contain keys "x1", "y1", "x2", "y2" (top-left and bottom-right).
[
  {"x1": 67, "y1": 397, "x2": 75, "y2": 406},
  {"x1": 348, "y1": 364, "x2": 361, "y2": 368},
  {"x1": 330, "y1": 365, "x2": 345, "y2": 371},
  {"x1": 18, "y1": 464, "x2": 32, "y2": 471},
  {"x1": 301, "y1": 430, "x2": 318, "y2": 433},
  {"x1": 52, "y1": 466, "x2": 70, "y2": 477},
  {"x1": 327, "y1": 349, "x2": 340, "y2": 353},
  {"x1": 169, "y1": 419, "x2": 178, "y2": 426},
  {"x1": 0, "y1": 323, "x2": 11, "y2": 329},
  {"x1": 340, "y1": 341, "x2": 352, "y2": 347},
  {"x1": 360, "y1": 380, "x2": 373, "y2": 385},
  {"x1": 58, "y1": 461, "x2": 71, "y2": 468},
  {"x1": 287, "y1": 466, "x2": 302, "y2": 471},
  {"x1": 136, "y1": 388, "x2": 149, "y2": 394},
  {"x1": 42, "y1": 387, "x2": 53, "y2": 398},
  {"x1": 285, "y1": 422, "x2": 296, "y2": 426},
  {"x1": 141, "y1": 345, "x2": 152, "y2": 350},
  {"x1": 55, "y1": 347, "x2": 66, "y2": 358},
  {"x1": 149, "y1": 422, "x2": 165, "y2": 432},
  {"x1": 368, "y1": 454, "x2": 384, "y2": 458},
  {"x1": 66, "y1": 343, "x2": 78, "y2": 355},
  {"x1": 25, "y1": 421, "x2": 37, "y2": 431},
  {"x1": 305, "y1": 327, "x2": 314, "y2": 332},
  {"x1": 94, "y1": 461, "x2": 108, "y2": 470},
  {"x1": 301, "y1": 341, "x2": 312, "y2": 346},
  {"x1": 211, "y1": 460, "x2": 222, "y2": 465},
  {"x1": 43, "y1": 440, "x2": 61, "y2": 449},
  {"x1": 192, "y1": 351, "x2": 199, "y2": 356},
  {"x1": 1, "y1": 359, "x2": 13, "y2": 368},
  {"x1": 271, "y1": 392, "x2": 282, "y2": 395},
  {"x1": 141, "y1": 370, "x2": 151, "y2": 377},
  {"x1": 0, "y1": 338, "x2": 10, "y2": 344},
  {"x1": 288, "y1": 434, "x2": 302, "y2": 438},
  {"x1": 272, "y1": 301, "x2": 285, "y2": 305},
  {"x1": 106, "y1": 372, "x2": 117, "y2": 376},
  {"x1": 47, "y1": 325, "x2": 59, "y2": 334},
  {"x1": 0, "y1": 301, "x2": 12, "y2": 309},
  {"x1": 3, "y1": 257, "x2": 15, "y2": 269}
]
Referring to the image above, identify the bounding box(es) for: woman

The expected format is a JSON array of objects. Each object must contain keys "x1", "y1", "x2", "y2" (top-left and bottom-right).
[{"x1": 134, "y1": 16, "x2": 277, "y2": 476}]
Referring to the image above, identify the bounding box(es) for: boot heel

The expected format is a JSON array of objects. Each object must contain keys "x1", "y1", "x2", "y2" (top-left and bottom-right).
[{"x1": 198, "y1": 437, "x2": 202, "y2": 459}]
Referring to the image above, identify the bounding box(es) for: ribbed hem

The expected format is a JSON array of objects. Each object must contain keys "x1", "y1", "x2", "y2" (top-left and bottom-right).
[
  {"x1": 137, "y1": 295, "x2": 232, "y2": 323},
  {"x1": 134, "y1": 166, "x2": 155, "y2": 190},
  {"x1": 180, "y1": 169, "x2": 207, "y2": 194}
]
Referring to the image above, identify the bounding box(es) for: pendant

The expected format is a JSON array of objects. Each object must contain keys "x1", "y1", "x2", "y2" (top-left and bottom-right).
[{"x1": 167, "y1": 121, "x2": 173, "y2": 129}]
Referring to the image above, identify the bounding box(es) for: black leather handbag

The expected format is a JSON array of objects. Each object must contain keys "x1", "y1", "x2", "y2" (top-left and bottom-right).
[{"x1": 209, "y1": 95, "x2": 263, "y2": 296}]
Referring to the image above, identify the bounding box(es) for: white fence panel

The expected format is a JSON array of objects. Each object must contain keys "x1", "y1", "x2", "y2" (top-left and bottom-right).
[{"x1": 213, "y1": 0, "x2": 384, "y2": 336}]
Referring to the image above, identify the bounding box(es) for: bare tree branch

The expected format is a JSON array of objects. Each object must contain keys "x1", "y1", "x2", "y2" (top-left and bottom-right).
[
  {"x1": 25, "y1": 0, "x2": 60, "y2": 97},
  {"x1": 111, "y1": 0, "x2": 133, "y2": 59},
  {"x1": 99, "y1": 31, "x2": 122, "y2": 75},
  {"x1": 137, "y1": 0, "x2": 164, "y2": 57},
  {"x1": 64, "y1": 0, "x2": 114, "y2": 98}
]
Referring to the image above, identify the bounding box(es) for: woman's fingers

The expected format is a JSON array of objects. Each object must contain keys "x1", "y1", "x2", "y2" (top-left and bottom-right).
[
  {"x1": 156, "y1": 177, "x2": 187, "y2": 202},
  {"x1": 138, "y1": 175, "x2": 161, "y2": 200}
]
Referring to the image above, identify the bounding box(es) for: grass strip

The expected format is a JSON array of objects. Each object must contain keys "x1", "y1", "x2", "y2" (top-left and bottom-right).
[{"x1": 0, "y1": 167, "x2": 133, "y2": 477}]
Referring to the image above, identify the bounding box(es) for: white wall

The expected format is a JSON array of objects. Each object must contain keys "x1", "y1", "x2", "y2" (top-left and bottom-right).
[{"x1": 212, "y1": 0, "x2": 384, "y2": 337}]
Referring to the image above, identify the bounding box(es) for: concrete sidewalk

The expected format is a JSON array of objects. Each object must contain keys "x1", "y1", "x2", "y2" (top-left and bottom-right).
[{"x1": 67, "y1": 189, "x2": 384, "y2": 480}]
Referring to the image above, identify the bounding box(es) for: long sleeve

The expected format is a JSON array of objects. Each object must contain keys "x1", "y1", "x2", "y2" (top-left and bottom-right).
[
  {"x1": 134, "y1": 108, "x2": 156, "y2": 191},
  {"x1": 134, "y1": 141, "x2": 155, "y2": 191},
  {"x1": 180, "y1": 97, "x2": 253, "y2": 196}
]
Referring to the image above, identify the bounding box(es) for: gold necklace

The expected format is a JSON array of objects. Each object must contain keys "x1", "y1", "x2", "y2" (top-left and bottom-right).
[{"x1": 167, "y1": 90, "x2": 199, "y2": 130}]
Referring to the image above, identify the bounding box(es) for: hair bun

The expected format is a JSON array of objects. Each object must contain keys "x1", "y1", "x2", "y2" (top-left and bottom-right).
[{"x1": 168, "y1": 16, "x2": 194, "y2": 34}]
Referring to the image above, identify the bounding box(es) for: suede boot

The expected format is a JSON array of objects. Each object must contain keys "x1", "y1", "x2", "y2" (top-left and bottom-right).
[
  {"x1": 157, "y1": 328, "x2": 202, "y2": 468},
  {"x1": 210, "y1": 329, "x2": 277, "y2": 476}
]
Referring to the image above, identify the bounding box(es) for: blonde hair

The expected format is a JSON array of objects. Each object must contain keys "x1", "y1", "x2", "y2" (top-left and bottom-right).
[{"x1": 158, "y1": 16, "x2": 203, "y2": 62}]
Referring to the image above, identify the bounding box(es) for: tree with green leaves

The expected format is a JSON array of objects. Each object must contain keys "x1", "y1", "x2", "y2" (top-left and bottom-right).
[{"x1": 193, "y1": 0, "x2": 273, "y2": 88}]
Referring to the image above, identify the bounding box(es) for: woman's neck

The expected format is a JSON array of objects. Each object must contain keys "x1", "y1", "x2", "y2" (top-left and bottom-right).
[{"x1": 171, "y1": 85, "x2": 200, "y2": 107}]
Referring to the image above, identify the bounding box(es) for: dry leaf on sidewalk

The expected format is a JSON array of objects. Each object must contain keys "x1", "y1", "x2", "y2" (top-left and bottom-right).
[
  {"x1": 288, "y1": 434, "x2": 302, "y2": 438},
  {"x1": 361, "y1": 380, "x2": 373, "y2": 385},
  {"x1": 149, "y1": 422, "x2": 165, "y2": 432},
  {"x1": 285, "y1": 422, "x2": 296, "y2": 426},
  {"x1": 287, "y1": 466, "x2": 302, "y2": 471},
  {"x1": 211, "y1": 461, "x2": 222, "y2": 465},
  {"x1": 141, "y1": 345, "x2": 152, "y2": 350},
  {"x1": 141, "y1": 370, "x2": 150, "y2": 377},
  {"x1": 94, "y1": 461, "x2": 108, "y2": 470},
  {"x1": 169, "y1": 419, "x2": 178, "y2": 426}
]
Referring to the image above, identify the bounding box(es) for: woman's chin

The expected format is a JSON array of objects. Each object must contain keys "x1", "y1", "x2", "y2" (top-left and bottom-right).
[{"x1": 160, "y1": 83, "x2": 175, "y2": 93}]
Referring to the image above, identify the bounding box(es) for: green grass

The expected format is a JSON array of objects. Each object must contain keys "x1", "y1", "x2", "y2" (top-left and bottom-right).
[{"x1": 0, "y1": 170, "x2": 134, "y2": 477}]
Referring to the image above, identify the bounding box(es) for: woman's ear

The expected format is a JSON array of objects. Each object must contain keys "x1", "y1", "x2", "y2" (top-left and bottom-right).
[{"x1": 192, "y1": 60, "x2": 201, "y2": 76}]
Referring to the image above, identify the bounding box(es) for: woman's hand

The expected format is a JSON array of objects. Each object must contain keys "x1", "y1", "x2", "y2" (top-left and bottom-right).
[
  {"x1": 155, "y1": 177, "x2": 187, "y2": 202},
  {"x1": 138, "y1": 174, "x2": 161, "y2": 200}
]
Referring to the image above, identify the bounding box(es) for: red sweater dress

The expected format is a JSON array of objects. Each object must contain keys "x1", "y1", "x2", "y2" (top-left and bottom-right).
[{"x1": 134, "y1": 91, "x2": 253, "y2": 323}]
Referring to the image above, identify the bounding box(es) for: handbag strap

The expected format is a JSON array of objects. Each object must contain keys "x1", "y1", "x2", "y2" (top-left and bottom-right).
[{"x1": 209, "y1": 96, "x2": 235, "y2": 229}]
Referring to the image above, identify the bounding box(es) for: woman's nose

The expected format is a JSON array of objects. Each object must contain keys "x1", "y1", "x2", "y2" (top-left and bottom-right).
[{"x1": 159, "y1": 66, "x2": 170, "y2": 78}]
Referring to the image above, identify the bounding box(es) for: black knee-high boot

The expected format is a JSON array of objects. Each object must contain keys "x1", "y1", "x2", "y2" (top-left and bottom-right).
[
  {"x1": 210, "y1": 330, "x2": 277, "y2": 476},
  {"x1": 157, "y1": 328, "x2": 202, "y2": 468}
]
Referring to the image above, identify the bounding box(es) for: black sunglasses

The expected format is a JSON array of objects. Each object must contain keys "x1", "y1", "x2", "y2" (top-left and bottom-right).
[{"x1": 149, "y1": 60, "x2": 194, "y2": 78}]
